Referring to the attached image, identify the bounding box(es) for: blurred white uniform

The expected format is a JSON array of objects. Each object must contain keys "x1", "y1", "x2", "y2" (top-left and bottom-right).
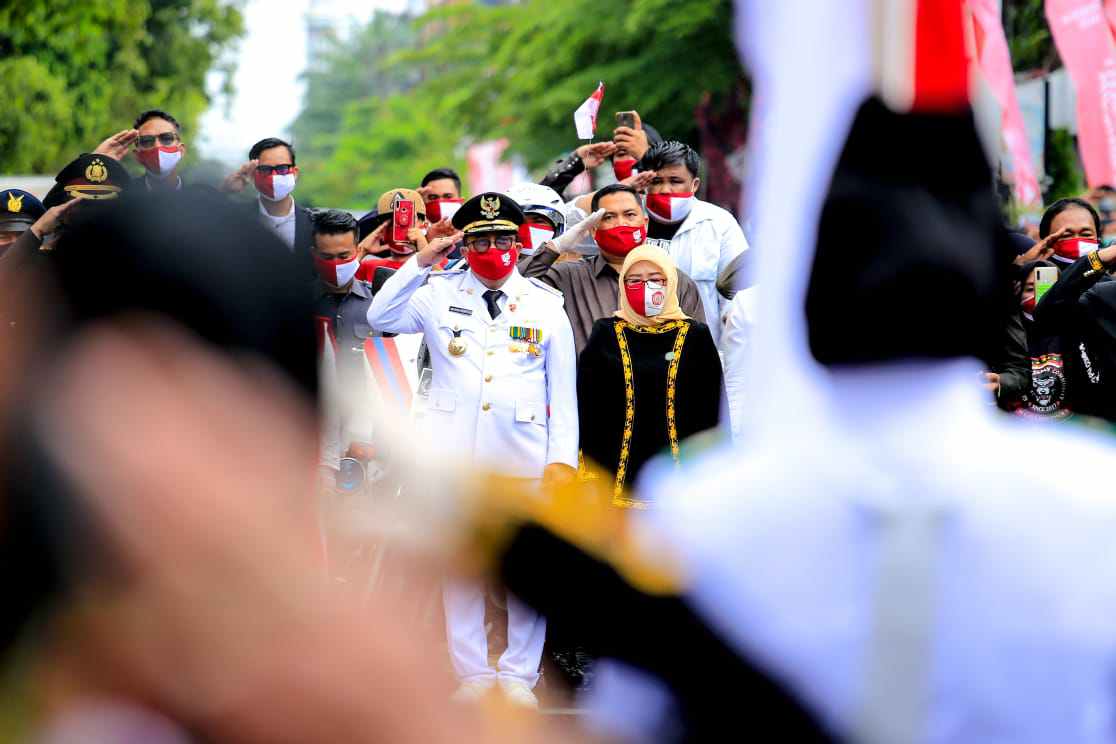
[
  {"x1": 587, "y1": 1, "x2": 1116, "y2": 742},
  {"x1": 367, "y1": 257, "x2": 578, "y2": 686}
]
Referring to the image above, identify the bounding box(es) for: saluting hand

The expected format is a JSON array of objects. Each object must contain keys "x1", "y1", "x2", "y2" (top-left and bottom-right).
[
  {"x1": 220, "y1": 160, "x2": 258, "y2": 194},
  {"x1": 93, "y1": 129, "x2": 139, "y2": 161},
  {"x1": 417, "y1": 231, "x2": 462, "y2": 268},
  {"x1": 358, "y1": 222, "x2": 387, "y2": 256},
  {"x1": 576, "y1": 142, "x2": 618, "y2": 169},
  {"x1": 30, "y1": 198, "x2": 81, "y2": 241},
  {"x1": 541, "y1": 208, "x2": 605, "y2": 255},
  {"x1": 621, "y1": 169, "x2": 656, "y2": 193},
  {"x1": 426, "y1": 217, "x2": 456, "y2": 240}
]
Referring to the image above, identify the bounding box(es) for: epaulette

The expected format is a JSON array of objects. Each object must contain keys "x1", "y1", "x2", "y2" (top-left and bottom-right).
[{"x1": 526, "y1": 277, "x2": 564, "y2": 298}]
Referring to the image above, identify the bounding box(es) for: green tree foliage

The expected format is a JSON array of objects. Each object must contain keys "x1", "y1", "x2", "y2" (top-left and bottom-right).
[
  {"x1": 293, "y1": 0, "x2": 744, "y2": 209},
  {"x1": 291, "y1": 10, "x2": 441, "y2": 208},
  {"x1": 0, "y1": 0, "x2": 244, "y2": 173}
]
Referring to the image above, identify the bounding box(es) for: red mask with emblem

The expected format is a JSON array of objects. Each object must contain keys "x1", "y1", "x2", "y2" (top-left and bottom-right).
[
  {"x1": 623, "y1": 279, "x2": 667, "y2": 318},
  {"x1": 466, "y1": 241, "x2": 518, "y2": 281},
  {"x1": 594, "y1": 224, "x2": 645, "y2": 257}
]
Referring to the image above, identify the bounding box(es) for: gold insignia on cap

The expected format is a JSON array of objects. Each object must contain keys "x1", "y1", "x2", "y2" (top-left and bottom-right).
[
  {"x1": 85, "y1": 158, "x2": 109, "y2": 184},
  {"x1": 6, "y1": 192, "x2": 23, "y2": 213},
  {"x1": 480, "y1": 195, "x2": 500, "y2": 220}
]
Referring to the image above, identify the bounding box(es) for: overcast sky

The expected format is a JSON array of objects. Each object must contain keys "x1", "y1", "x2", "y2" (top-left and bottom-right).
[{"x1": 199, "y1": 0, "x2": 408, "y2": 164}]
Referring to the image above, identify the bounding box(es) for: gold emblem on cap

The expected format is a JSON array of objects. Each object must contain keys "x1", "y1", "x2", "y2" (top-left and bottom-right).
[
  {"x1": 479, "y1": 195, "x2": 500, "y2": 220},
  {"x1": 85, "y1": 158, "x2": 109, "y2": 184},
  {"x1": 6, "y1": 192, "x2": 23, "y2": 213}
]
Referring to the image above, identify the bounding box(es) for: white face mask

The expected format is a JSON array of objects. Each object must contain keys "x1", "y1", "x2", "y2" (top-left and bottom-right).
[
  {"x1": 141, "y1": 147, "x2": 183, "y2": 177},
  {"x1": 258, "y1": 173, "x2": 297, "y2": 202}
]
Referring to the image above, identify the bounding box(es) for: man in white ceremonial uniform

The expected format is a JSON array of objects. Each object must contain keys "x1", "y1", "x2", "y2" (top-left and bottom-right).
[
  {"x1": 585, "y1": 2, "x2": 1116, "y2": 743},
  {"x1": 366, "y1": 192, "x2": 578, "y2": 708}
]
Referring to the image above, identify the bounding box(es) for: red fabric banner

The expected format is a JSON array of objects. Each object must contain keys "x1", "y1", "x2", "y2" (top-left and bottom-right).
[
  {"x1": 969, "y1": 0, "x2": 1042, "y2": 204},
  {"x1": 1046, "y1": 0, "x2": 1116, "y2": 187}
]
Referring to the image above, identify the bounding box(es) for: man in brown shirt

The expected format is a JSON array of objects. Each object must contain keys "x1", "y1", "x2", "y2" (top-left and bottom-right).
[{"x1": 521, "y1": 183, "x2": 706, "y2": 353}]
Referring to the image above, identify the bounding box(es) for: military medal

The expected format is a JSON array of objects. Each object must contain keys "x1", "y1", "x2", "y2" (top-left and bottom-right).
[
  {"x1": 510, "y1": 326, "x2": 542, "y2": 356},
  {"x1": 448, "y1": 329, "x2": 467, "y2": 356}
]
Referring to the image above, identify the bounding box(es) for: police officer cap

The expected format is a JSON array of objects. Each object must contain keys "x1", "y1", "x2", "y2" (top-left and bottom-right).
[
  {"x1": 452, "y1": 192, "x2": 525, "y2": 236},
  {"x1": 43, "y1": 154, "x2": 132, "y2": 209},
  {"x1": 0, "y1": 189, "x2": 45, "y2": 232}
]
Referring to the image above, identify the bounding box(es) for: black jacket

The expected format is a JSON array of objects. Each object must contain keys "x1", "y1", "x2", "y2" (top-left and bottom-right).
[{"x1": 1021, "y1": 253, "x2": 1112, "y2": 419}]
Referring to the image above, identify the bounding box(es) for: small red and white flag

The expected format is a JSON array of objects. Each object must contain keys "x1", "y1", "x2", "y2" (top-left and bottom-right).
[{"x1": 574, "y1": 82, "x2": 605, "y2": 140}]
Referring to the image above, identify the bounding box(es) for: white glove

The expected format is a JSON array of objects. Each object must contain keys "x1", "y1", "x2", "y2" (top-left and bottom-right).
[{"x1": 543, "y1": 208, "x2": 604, "y2": 254}]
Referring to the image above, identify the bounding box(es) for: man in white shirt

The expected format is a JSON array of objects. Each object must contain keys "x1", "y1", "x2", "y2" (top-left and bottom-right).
[
  {"x1": 222, "y1": 137, "x2": 313, "y2": 255},
  {"x1": 638, "y1": 140, "x2": 747, "y2": 345}
]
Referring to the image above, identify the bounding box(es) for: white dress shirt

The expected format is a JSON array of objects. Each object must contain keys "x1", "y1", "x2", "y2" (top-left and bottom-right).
[
  {"x1": 258, "y1": 197, "x2": 297, "y2": 250},
  {"x1": 367, "y1": 257, "x2": 579, "y2": 476}
]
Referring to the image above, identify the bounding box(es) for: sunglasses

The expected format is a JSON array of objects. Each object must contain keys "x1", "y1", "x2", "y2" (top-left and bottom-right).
[
  {"x1": 466, "y1": 235, "x2": 515, "y2": 252},
  {"x1": 256, "y1": 164, "x2": 295, "y2": 176},
  {"x1": 135, "y1": 132, "x2": 180, "y2": 149}
]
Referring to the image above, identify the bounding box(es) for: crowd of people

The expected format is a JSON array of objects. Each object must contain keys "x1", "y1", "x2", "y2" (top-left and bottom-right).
[{"x1": 3, "y1": 26, "x2": 1116, "y2": 736}]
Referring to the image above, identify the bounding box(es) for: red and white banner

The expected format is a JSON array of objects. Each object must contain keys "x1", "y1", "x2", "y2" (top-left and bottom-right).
[
  {"x1": 1045, "y1": 0, "x2": 1116, "y2": 187},
  {"x1": 574, "y1": 82, "x2": 605, "y2": 140},
  {"x1": 969, "y1": 0, "x2": 1042, "y2": 204}
]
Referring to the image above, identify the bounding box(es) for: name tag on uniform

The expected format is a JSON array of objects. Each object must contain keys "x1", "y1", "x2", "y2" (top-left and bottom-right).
[
  {"x1": 645, "y1": 238, "x2": 671, "y2": 251},
  {"x1": 449, "y1": 305, "x2": 473, "y2": 316}
]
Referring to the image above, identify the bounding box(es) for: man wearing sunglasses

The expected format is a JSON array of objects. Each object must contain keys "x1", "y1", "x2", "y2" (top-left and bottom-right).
[
  {"x1": 221, "y1": 137, "x2": 312, "y2": 253},
  {"x1": 366, "y1": 192, "x2": 577, "y2": 709},
  {"x1": 132, "y1": 110, "x2": 188, "y2": 191}
]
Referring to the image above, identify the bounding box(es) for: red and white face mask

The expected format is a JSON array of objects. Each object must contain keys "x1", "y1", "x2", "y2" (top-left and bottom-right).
[
  {"x1": 136, "y1": 146, "x2": 183, "y2": 177},
  {"x1": 624, "y1": 279, "x2": 666, "y2": 318},
  {"x1": 313, "y1": 254, "x2": 361, "y2": 287},
  {"x1": 517, "y1": 222, "x2": 555, "y2": 256},
  {"x1": 1051, "y1": 237, "x2": 1099, "y2": 263},
  {"x1": 594, "y1": 224, "x2": 645, "y2": 257},
  {"x1": 254, "y1": 171, "x2": 297, "y2": 201},
  {"x1": 426, "y1": 198, "x2": 464, "y2": 223},
  {"x1": 612, "y1": 157, "x2": 638, "y2": 181},
  {"x1": 646, "y1": 192, "x2": 695, "y2": 224}
]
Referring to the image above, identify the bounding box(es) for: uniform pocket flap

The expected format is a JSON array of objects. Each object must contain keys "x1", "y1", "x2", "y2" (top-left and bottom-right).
[
  {"x1": 430, "y1": 390, "x2": 457, "y2": 413},
  {"x1": 515, "y1": 400, "x2": 545, "y2": 425}
]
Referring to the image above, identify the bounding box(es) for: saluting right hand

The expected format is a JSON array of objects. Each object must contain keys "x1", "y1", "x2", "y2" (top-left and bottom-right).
[
  {"x1": 542, "y1": 208, "x2": 605, "y2": 255},
  {"x1": 417, "y1": 231, "x2": 462, "y2": 268},
  {"x1": 220, "y1": 160, "x2": 258, "y2": 194},
  {"x1": 30, "y1": 198, "x2": 81, "y2": 241}
]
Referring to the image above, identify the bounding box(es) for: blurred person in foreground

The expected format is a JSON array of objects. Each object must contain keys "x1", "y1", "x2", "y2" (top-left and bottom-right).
[
  {"x1": 367, "y1": 192, "x2": 577, "y2": 708},
  {"x1": 577, "y1": 245, "x2": 722, "y2": 507},
  {"x1": 523, "y1": 183, "x2": 706, "y2": 354},
  {"x1": 586, "y1": 1, "x2": 1116, "y2": 741},
  {"x1": 0, "y1": 189, "x2": 578, "y2": 743}
]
